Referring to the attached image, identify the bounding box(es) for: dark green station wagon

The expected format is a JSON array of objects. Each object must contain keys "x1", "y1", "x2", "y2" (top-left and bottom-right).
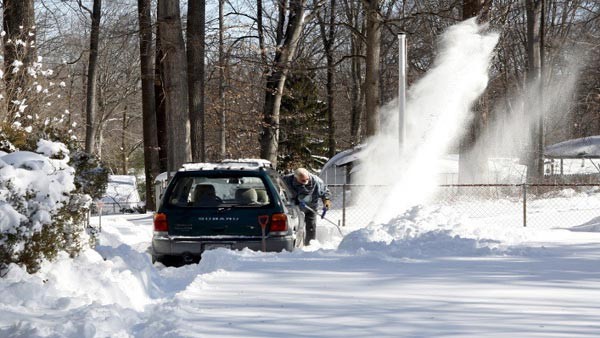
[{"x1": 151, "y1": 159, "x2": 305, "y2": 264}]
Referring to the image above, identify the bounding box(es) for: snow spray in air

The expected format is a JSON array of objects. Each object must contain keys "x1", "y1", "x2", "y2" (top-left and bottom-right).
[
  {"x1": 355, "y1": 18, "x2": 499, "y2": 224},
  {"x1": 473, "y1": 51, "x2": 585, "y2": 164}
]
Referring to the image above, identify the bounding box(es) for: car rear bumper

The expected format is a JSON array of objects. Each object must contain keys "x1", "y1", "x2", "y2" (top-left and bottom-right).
[{"x1": 152, "y1": 233, "x2": 294, "y2": 257}]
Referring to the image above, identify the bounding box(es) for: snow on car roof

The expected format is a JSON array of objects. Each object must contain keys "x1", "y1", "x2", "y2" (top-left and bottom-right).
[
  {"x1": 108, "y1": 175, "x2": 137, "y2": 185},
  {"x1": 221, "y1": 158, "x2": 272, "y2": 167},
  {"x1": 180, "y1": 159, "x2": 273, "y2": 171}
]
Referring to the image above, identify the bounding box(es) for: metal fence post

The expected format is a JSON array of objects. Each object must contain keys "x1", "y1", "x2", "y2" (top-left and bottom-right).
[
  {"x1": 522, "y1": 184, "x2": 527, "y2": 227},
  {"x1": 342, "y1": 183, "x2": 346, "y2": 227},
  {"x1": 98, "y1": 202, "x2": 103, "y2": 233}
]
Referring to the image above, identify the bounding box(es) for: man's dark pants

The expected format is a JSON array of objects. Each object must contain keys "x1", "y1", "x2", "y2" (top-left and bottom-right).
[{"x1": 303, "y1": 207, "x2": 317, "y2": 245}]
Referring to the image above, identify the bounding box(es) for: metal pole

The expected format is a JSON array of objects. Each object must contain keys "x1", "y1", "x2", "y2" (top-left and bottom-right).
[
  {"x1": 522, "y1": 184, "x2": 527, "y2": 227},
  {"x1": 261, "y1": 226, "x2": 266, "y2": 252},
  {"x1": 560, "y1": 158, "x2": 563, "y2": 175},
  {"x1": 342, "y1": 183, "x2": 346, "y2": 227},
  {"x1": 258, "y1": 215, "x2": 268, "y2": 252},
  {"x1": 398, "y1": 33, "x2": 407, "y2": 154},
  {"x1": 99, "y1": 204, "x2": 102, "y2": 232}
]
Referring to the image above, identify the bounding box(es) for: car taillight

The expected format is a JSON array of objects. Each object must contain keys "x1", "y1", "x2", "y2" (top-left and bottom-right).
[
  {"x1": 154, "y1": 213, "x2": 168, "y2": 232},
  {"x1": 270, "y1": 213, "x2": 287, "y2": 232}
]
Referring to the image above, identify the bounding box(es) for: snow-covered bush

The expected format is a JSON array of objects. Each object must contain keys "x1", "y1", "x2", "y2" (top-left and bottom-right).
[
  {"x1": 26, "y1": 124, "x2": 109, "y2": 203},
  {"x1": 70, "y1": 150, "x2": 109, "y2": 241},
  {"x1": 0, "y1": 140, "x2": 92, "y2": 275},
  {"x1": 0, "y1": 31, "x2": 110, "y2": 275},
  {"x1": 0, "y1": 123, "x2": 28, "y2": 152},
  {"x1": 71, "y1": 151, "x2": 109, "y2": 201},
  {"x1": 0, "y1": 122, "x2": 110, "y2": 276}
]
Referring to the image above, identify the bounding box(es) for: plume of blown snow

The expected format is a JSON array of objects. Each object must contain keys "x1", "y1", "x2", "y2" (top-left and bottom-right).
[{"x1": 355, "y1": 18, "x2": 499, "y2": 224}]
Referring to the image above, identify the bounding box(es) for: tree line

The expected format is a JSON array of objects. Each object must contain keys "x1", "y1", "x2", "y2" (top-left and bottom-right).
[{"x1": 1, "y1": 0, "x2": 598, "y2": 210}]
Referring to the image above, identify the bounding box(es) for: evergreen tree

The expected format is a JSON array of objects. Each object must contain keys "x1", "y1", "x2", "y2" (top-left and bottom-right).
[{"x1": 279, "y1": 67, "x2": 328, "y2": 171}]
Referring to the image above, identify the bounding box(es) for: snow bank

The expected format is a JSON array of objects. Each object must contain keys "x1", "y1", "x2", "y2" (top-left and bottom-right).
[
  {"x1": 570, "y1": 216, "x2": 600, "y2": 232},
  {"x1": 2, "y1": 247, "x2": 155, "y2": 312},
  {"x1": 339, "y1": 206, "x2": 517, "y2": 258}
]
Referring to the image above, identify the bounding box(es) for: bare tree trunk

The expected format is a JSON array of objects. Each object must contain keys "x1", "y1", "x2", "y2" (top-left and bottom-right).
[
  {"x1": 158, "y1": 0, "x2": 191, "y2": 172},
  {"x1": 458, "y1": 0, "x2": 489, "y2": 184},
  {"x1": 257, "y1": 0, "x2": 268, "y2": 66},
  {"x1": 259, "y1": 0, "x2": 307, "y2": 166},
  {"x1": 154, "y1": 20, "x2": 168, "y2": 173},
  {"x1": 187, "y1": 0, "x2": 206, "y2": 162},
  {"x1": 318, "y1": 0, "x2": 338, "y2": 158},
  {"x1": 350, "y1": 53, "x2": 363, "y2": 145},
  {"x1": 326, "y1": 0, "x2": 337, "y2": 158},
  {"x1": 85, "y1": 0, "x2": 102, "y2": 154},
  {"x1": 363, "y1": 0, "x2": 381, "y2": 137},
  {"x1": 526, "y1": 0, "x2": 544, "y2": 182},
  {"x1": 2, "y1": 0, "x2": 35, "y2": 123},
  {"x1": 218, "y1": 0, "x2": 227, "y2": 159},
  {"x1": 138, "y1": 0, "x2": 159, "y2": 210},
  {"x1": 343, "y1": 0, "x2": 364, "y2": 146},
  {"x1": 96, "y1": 122, "x2": 104, "y2": 160}
]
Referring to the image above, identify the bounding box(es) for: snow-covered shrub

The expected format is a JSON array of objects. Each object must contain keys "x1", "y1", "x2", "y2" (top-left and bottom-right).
[
  {"x1": 69, "y1": 151, "x2": 109, "y2": 242},
  {"x1": 23, "y1": 123, "x2": 109, "y2": 201},
  {"x1": 70, "y1": 151, "x2": 109, "y2": 201},
  {"x1": 0, "y1": 139, "x2": 17, "y2": 153},
  {"x1": 0, "y1": 34, "x2": 105, "y2": 275},
  {"x1": 0, "y1": 140, "x2": 93, "y2": 275},
  {"x1": 0, "y1": 123, "x2": 28, "y2": 152}
]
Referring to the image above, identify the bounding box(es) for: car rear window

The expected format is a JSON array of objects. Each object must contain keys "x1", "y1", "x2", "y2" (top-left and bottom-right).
[{"x1": 166, "y1": 173, "x2": 271, "y2": 208}]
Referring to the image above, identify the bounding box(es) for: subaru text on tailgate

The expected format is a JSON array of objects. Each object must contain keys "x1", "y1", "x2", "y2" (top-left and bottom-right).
[{"x1": 152, "y1": 160, "x2": 305, "y2": 265}]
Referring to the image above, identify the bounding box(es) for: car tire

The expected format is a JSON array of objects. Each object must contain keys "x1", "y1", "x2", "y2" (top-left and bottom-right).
[{"x1": 152, "y1": 255, "x2": 173, "y2": 266}]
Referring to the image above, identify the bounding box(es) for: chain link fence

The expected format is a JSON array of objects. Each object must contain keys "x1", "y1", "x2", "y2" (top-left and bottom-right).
[
  {"x1": 90, "y1": 202, "x2": 145, "y2": 216},
  {"x1": 86, "y1": 202, "x2": 146, "y2": 235},
  {"x1": 324, "y1": 183, "x2": 600, "y2": 229},
  {"x1": 86, "y1": 183, "x2": 600, "y2": 230},
  {"x1": 325, "y1": 184, "x2": 391, "y2": 228}
]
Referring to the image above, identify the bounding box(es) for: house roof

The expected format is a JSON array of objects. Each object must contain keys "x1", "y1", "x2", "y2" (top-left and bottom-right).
[
  {"x1": 544, "y1": 136, "x2": 600, "y2": 159},
  {"x1": 321, "y1": 144, "x2": 365, "y2": 172}
]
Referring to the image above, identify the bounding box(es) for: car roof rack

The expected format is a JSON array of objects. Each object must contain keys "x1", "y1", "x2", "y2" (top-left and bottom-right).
[{"x1": 179, "y1": 159, "x2": 273, "y2": 171}]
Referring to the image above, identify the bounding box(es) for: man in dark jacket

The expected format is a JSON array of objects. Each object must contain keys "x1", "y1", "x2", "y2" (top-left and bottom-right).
[{"x1": 283, "y1": 168, "x2": 331, "y2": 245}]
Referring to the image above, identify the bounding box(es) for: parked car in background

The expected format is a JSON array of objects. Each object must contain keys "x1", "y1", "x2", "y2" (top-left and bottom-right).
[
  {"x1": 99, "y1": 175, "x2": 144, "y2": 214},
  {"x1": 151, "y1": 159, "x2": 305, "y2": 265}
]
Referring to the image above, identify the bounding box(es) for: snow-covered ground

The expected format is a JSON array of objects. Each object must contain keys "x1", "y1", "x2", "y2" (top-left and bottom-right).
[{"x1": 2, "y1": 195, "x2": 600, "y2": 337}]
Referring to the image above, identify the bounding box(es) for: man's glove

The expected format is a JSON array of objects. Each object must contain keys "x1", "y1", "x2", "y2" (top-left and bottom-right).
[
  {"x1": 323, "y1": 199, "x2": 331, "y2": 210},
  {"x1": 299, "y1": 200, "x2": 306, "y2": 209}
]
